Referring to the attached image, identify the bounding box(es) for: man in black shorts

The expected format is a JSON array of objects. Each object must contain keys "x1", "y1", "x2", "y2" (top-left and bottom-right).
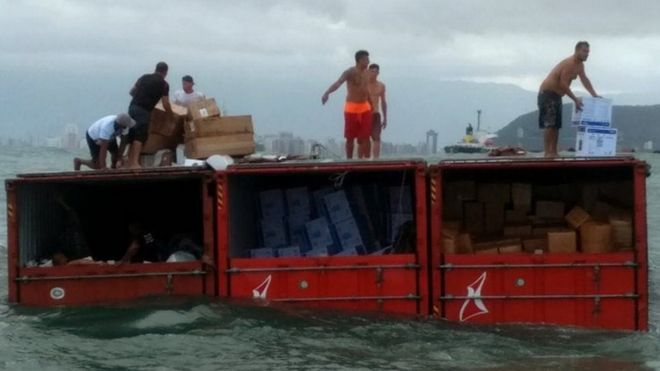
[
  {"x1": 74, "y1": 113, "x2": 135, "y2": 170},
  {"x1": 123, "y1": 61, "x2": 173, "y2": 168}
]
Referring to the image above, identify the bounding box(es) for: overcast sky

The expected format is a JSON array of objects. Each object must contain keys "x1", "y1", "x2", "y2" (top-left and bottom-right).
[{"x1": 1, "y1": 0, "x2": 660, "y2": 143}]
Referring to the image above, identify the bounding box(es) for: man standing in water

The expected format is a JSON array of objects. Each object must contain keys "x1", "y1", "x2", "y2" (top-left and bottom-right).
[
  {"x1": 368, "y1": 63, "x2": 387, "y2": 159},
  {"x1": 123, "y1": 61, "x2": 173, "y2": 168},
  {"x1": 538, "y1": 41, "x2": 599, "y2": 157},
  {"x1": 322, "y1": 50, "x2": 372, "y2": 159}
]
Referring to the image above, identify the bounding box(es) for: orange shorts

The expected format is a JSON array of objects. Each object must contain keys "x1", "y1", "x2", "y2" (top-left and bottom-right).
[{"x1": 344, "y1": 101, "x2": 372, "y2": 140}]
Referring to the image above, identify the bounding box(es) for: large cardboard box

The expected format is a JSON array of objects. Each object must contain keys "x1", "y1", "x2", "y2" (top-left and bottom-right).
[
  {"x1": 571, "y1": 97, "x2": 612, "y2": 127},
  {"x1": 443, "y1": 181, "x2": 476, "y2": 220},
  {"x1": 477, "y1": 183, "x2": 511, "y2": 205},
  {"x1": 323, "y1": 190, "x2": 353, "y2": 224},
  {"x1": 484, "y1": 202, "x2": 505, "y2": 234},
  {"x1": 511, "y1": 183, "x2": 532, "y2": 211},
  {"x1": 610, "y1": 218, "x2": 633, "y2": 249},
  {"x1": 185, "y1": 115, "x2": 254, "y2": 139},
  {"x1": 286, "y1": 187, "x2": 311, "y2": 216},
  {"x1": 505, "y1": 209, "x2": 528, "y2": 224},
  {"x1": 150, "y1": 101, "x2": 188, "y2": 137},
  {"x1": 535, "y1": 201, "x2": 565, "y2": 220},
  {"x1": 523, "y1": 237, "x2": 547, "y2": 253},
  {"x1": 565, "y1": 206, "x2": 591, "y2": 229},
  {"x1": 548, "y1": 230, "x2": 577, "y2": 253},
  {"x1": 576, "y1": 127, "x2": 618, "y2": 157},
  {"x1": 187, "y1": 98, "x2": 221, "y2": 121},
  {"x1": 260, "y1": 219, "x2": 288, "y2": 249},
  {"x1": 305, "y1": 217, "x2": 336, "y2": 252},
  {"x1": 259, "y1": 189, "x2": 286, "y2": 218},
  {"x1": 499, "y1": 242, "x2": 523, "y2": 254},
  {"x1": 463, "y1": 201, "x2": 485, "y2": 234},
  {"x1": 580, "y1": 221, "x2": 613, "y2": 253},
  {"x1": 503, "y1": 224, "x2": 532, "y2": 237},
  {"x1": 334, "y1": 217, "x2": 365, "y2": 252},
  {"x1": 443, "y1": 232, "x2": 472, "y2": 254},
  {"x1": 142, "y1": 132, "x2": 181, "y2": 154},
  {"x1": 184, "y1": 134, "x2": 255, "y2": 159}
]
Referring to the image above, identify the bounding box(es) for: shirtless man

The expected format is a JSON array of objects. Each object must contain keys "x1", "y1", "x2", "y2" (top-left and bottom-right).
[
  {"x1": 538, "y1": 41, "x2": 599, "y2": 157},
  {"x1": 322, "y1": 50, "x2": 372, "y2": 159},
  {"x1": 368, "y1": 64, "x2": 388, "y2": 159}
]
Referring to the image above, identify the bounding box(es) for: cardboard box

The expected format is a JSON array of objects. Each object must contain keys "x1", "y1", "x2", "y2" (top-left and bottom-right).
[
  {"x1": 463, "y1": 201, "x2": 485, "y2": 234},
  {"x1": 323, "y1": 190, "x2": 353, "y2": 224},
  {"x1": 260, "y1": 219, "x2": 288, "y2": 249},
  {"x1": 443, "y1": 237, "x2": 457, "y2": 254},
  {"x1": 443, "y1": 181, "x2": 477, "y2": 220},
  {"x1": 511, "y1": 183, "x2": 532, "y2": 211},
  {"x1": 184, "y1": 134, "x2": 255, "y2": 159},
  {"x1": 580, "y1": 221, "x2": 613, "y2": 253},
  {"x1": 287, "y1": 213, "x2": 311, "y2": 249},
  {"x1": 532, "y1": 225, "x2": 567, "y2": 237},
  {"x1": 484, "y1": 202, "x2": 505, "y2": 234},
  {"x1": 185, "y1": 115, "x2": 253, "y2": 139},
  {"x1": 548, "y1": 230, "x2": 577, "y2": 253},
  {"x1": 499, "y1": 243, "x2": 523, "y2": 254},
  {"x1": 523, "y1": 237, "x2": 547, "y2": 253},
  {"x1": 610, "y1": 218, "x2": 633, "y2": 249},
  {"x1": 477, "y1": 183, "x2": 511, "y2": 205},
  {"x1": 571, "y1": 97, "x2": 612, "y2": 127},
  {"x1": 505, "y1": 209, "x2": 529, "y2": 224},
  {"x1": 535, "y1": 201, "x2": 565, "y2": 220},
  {"x1": 286, "y1": 187, "x2": 311, "y2": 216},
  {"x1": 150, "y1": 101, "x2": 188, "y2": 137},
  {"x1": 503, "y1": 224, "x2": 532, "y2": 237},
  {"x1": 142, "y1": 132, "x2": 182, "y2": 154},
  {"x1": 474, "y1": 246, "x2": 499, "y2": 255},
  {"x1": 565, "y1": 206, "x2": 591, "y2": 229},
  {"x1": 259, "y1": 189, "x2": 286, "y2": 218},
  {"x1": 576, "y1": 127, "x2": 618, "y2": 157},
  {"x1": 187, "y1": 98, "x2": 221, "y2": 121},
  {"x1": 312, "y1": 188, "x2": 333, "y2": 218}
]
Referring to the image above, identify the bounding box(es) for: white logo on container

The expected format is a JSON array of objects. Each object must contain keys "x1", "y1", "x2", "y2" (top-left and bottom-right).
[
  {"x1": 252, "y1": 275, "x2": 272, "y2": 300},
  {"x1": 459, "y1": 272, "x2": 489, "y2": 322}
]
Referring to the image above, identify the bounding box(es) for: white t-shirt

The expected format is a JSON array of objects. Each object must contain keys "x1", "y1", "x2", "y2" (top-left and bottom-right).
[
  {"x1": 172, "y1": 90, "x2": 206, "y2": 107},
  {"x1": 87, "y1": 115, "x2": 128, "y2": 141}
]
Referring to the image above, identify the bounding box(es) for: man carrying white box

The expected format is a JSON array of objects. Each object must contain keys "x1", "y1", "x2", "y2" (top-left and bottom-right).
[{"x1": 538, "y1": 41, "x2": 600, "y2": 158}]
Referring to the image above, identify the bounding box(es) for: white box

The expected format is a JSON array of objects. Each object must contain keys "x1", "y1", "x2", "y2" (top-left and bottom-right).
[
  {"x1": 250, "y1": 248, "x2": 275, "y2": 258},
  {"x1": 278, "y1": 246, "x2": 301, "y2": 258},
  {"x1": 260, "y1": 219, "x2": 288, "y2": 248},
  {"x1": 576, "y1": 127, "x2": 617, "y2": 157},
  {"x1": 333, "y1": 217, "x2": 365, "y2": 252},
  {"x1": 335, "y1": 247, "x2": 359, "y2": 256},
  {"x1": 323, "y1": 191, "x2": 353, "y2": 224},
  {"x1": 259, "y1": 189, "x2": 286, "y2": 218},
  {"x1": 286, "y1": 187, "x2": 311, "y2": 216},
  {"x1": 305, "y1": 217, "x2": 335, "y2": 250},
  {"x1": 571, "y1": 97, "x2": 612, "y2": 127}
]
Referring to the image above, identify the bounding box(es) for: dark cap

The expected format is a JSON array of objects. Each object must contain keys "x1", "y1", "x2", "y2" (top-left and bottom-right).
[{"x1": 182, "y1": 75, "x2": 194, "y2": 83}]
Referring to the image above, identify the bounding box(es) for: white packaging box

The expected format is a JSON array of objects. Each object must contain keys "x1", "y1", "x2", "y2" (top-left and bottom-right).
[
  {"x1": 260, "y1": 218, "x2": 288, "y2": 248},
  {"x1": 335, "y1": 247, "x2": 359, "y2": 256},
  {"x1": 333, "y1": 217, "x2": 365, "y2": 252},
  {"x1": 305, "y1": 247, "x2": 329, "y2": 257},
  {"x1": 312, "y1": 187, "x2": 333, "y2": 217},
  {"x1": 250, "y1": 248, "x2": 275, "y2": 258},
  {"x1": 571, "y1": 97, "x2": 612, "y2": 127},
  {"x1": 576, "y1": 126, "x2": 618, "y2": 157},
  {"x1": 323, "y1": 190, "x2": 354, "y2": 224},
  {"x1": 305, "y1": 217, "x2": 335, "y2": 250},
  {"x1": 286, "y1": 187, "x2": 311, "y2": 216},
  {"x1": 259, "y1": 189, "x2": 286, "y2": 218},
  {"x1": 278, "y1": 246, "x2": 301, "y2": 258}
]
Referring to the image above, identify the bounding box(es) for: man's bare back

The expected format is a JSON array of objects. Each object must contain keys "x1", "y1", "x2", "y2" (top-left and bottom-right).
[
  {"x1": 539, "y1": 56, "x2": 583, "y2": 96},
  {"x1": 344, "y1": 67, "x2": 370, "y2": 103},
  {"x1": 368, "y1": 80, "x2": 385, "y2": 112}
]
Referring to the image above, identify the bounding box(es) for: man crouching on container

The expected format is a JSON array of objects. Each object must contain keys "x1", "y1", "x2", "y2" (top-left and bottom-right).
[
  {"x1": 322, "y1": 50, "x2": 372, "y2": 159},
  {"x1": 538, "y1": 41, "x2": 600, "y2": 158},
  {"x1": 74, "y1": 113, "x2": 135, "y2": 170}
]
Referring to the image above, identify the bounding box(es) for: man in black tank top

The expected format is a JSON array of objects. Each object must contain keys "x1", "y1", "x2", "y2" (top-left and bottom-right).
[{"x1": 121, "y1": 61, "x2": 173, "y2": 168}]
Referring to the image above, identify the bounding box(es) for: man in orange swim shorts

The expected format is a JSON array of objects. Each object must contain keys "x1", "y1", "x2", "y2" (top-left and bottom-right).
[{"x1": 322, "y1": 50, "x2": 372, "y2": 159}]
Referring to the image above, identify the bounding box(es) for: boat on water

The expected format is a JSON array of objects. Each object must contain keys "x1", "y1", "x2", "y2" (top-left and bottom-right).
[
  {"x1": 444, "y1": 122, "x2": 497, "y2": 154},
  {"x1": 4, "y1": 156, "x2": 650, "y2": 331}
]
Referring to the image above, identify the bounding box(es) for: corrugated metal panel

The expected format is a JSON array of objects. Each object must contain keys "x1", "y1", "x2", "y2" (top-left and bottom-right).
[{"x1": 18, "y1": 183, "x2": 62, "y2": 264}]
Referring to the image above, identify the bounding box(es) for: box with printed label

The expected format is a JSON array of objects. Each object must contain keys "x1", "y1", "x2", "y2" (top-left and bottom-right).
[
  {"x1": 259, "y1": 189, "x2": 286, "y2": 218},
  {"x1": 150, "y1": 101, "x2": 188, "y2": 137},
  {"x1": 187, "y1": 98, "x2": 221, "y2": 121},
  {"x1": 334, "y1": 217, "x2": 365, "y2": 252},
  {"x1": 286, "y1": 187, "x2": 311, "y2": 216},
  {"x1": 305, "y1": 217, "x2": 335, "y2": 251},
  {"x1": 323, "y1": 191, "x2": 353, "y2": 224},
  {"x1": 576, "y1": 127, "x2": 617, "y2": 157},
  {"x1": 571, "y1": 97, "x2": 612, "y2": 127},
  {"x1": 278, "y1": 246, "x2": 301, "y2": 258},
  {"x1": 184, "y1": 134, "x2": 255, "y2": 159},
  {"x1": 260, "y1": 219, "x2": 288, "y2": 249},
  {"x1": 185, "y1": 115, "x2": 253, "y2": 139}
]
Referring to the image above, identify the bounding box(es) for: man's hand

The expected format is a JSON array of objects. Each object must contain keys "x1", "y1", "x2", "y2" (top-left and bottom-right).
[
  {"x1": 382, "y1": 120, "x2": 387, "y2": 130},
  {"x1": 574, "y1": 97, "x2": 584, "y2": 111},
  {"x1": 321, "y1": 93, "x2": 329, "y2": 105}
]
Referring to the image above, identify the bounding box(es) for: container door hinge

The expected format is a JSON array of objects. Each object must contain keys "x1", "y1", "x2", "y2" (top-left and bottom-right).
[
  {"x1": 165, "y1": 273, "x2": 173, "y2": 294},
  {"x1": 375, "y1": 267, "x2": 384, "y2": 286}
]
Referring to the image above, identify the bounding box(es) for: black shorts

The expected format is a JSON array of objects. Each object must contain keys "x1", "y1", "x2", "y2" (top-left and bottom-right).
[
  {"x1": 128, "y1": 104, "x2": 151, "y2": 143},
  {"x1": 538, "y1": 90, "x2": 562, "y2": 129},
  {"x1": 86, "y1": 132, "x2": 118, "y2": 162}
]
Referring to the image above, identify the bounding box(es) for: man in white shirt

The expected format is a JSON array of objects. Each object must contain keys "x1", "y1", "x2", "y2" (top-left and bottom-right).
[
  {"x1": 74, "y1": 113, "x2": 135, "y2": 170},
  {"x1": 172, "y1": 75, "x2": 205, "y2": 107}
]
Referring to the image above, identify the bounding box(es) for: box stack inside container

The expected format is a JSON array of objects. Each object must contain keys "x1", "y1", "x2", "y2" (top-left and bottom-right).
[
  {"x1": 228, "y1": 168, "x2": 416, "y2": 259},
  {"x1": 441, "y1": 165, "x2": 634, "y2": 255}
]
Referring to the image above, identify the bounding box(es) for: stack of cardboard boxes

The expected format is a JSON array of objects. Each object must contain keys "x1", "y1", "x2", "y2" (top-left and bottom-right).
[
  {"x1": 248, "y1": 184, "x2": 414, "y2": 259},
  {"x1": 442, "y1": 180, "x2": 634, "y2": 255},
  {"x1": 141, "y1": 98, "x2": 255, "y2": 163},
  {"x1": 572, "y1": 97, "x2": 617, "y2": 156}
]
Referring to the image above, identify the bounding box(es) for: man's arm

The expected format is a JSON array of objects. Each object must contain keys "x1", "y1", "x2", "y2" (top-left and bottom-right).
[
  {"x1": 96, "y1": 140, "x2": 110, "y2": 169},
  {"x1": 381, "y1": 84, "x2": 388, "y2": 129},
  {"x1": 322, "y1": 70, "x2": 349, "y2": 105},
  {"x1": 559, "y1": 68, "x2": 582, "y2": 109},
  {"x1": 161, "y1": 96, "x2": 174, "y2": 115},
  {"x1": 117, "y1": 135, "x2": 128, "y2": 166},
  {"x1": 129, "y1": 76, "x2": 141, "y2": 97},
  {"x1": 120, "y1": 240, "x2": 141, "y2": 264},
  {"x1": 578, "y1": 66, "x2": 598, "y2": 97}
]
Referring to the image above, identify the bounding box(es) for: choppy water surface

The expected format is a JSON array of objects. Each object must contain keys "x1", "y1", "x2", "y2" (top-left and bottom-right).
[{"x1": 0, "y1": 146, "x2": 659, "y2": 370}]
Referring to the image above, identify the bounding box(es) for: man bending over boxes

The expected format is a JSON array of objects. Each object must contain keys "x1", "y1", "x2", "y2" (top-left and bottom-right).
[
  {"x1": 538, "y1": 41, "x2": 600, "y2": 158},
  {"x1": 74, "y1": 113, "x2": 135, "y2": 170}
]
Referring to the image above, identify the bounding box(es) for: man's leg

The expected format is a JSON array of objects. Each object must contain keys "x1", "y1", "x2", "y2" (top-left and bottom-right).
[
  {"x1": 127, "y1": 140, "x2": 143, "y2": 168},
  {"x1": 551, "y1": 128, "x2": 559, "y2": 157},
  {"x1": 357, "y1": 138, "x2": 369, "y2": 159},
  {"x1": 543, "y1": 128, "x2": 552, "y2": 157},
  {"x1": 345, "y1": 138, "x2": 355, "y2": 159},
  {"x1": 74, "y1": 158, "x2": 98, "y2": 170}
]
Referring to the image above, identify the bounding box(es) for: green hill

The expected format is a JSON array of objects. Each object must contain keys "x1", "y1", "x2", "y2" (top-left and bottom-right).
[{"x1": 496, "y1": 104, "x2": 660, "y2": 151}]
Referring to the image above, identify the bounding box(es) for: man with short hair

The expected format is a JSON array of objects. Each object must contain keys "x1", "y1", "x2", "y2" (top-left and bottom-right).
[
  {"x1": 124, "y1": 61, "x2": 173, "y2": 168},
  {"x1": 172, "y1": 75, "x2": 206, "y2": 107},
  {"x1": 368, "y1": 63, "x2": 387, "y2": 159},
  {"x1": 538, "y1": 41, "x2": 599, "y2": 157},
  {"x1": 74, "y1": 113, "x2": 135, "y2": 170},
  {"x1": 322, "y1": 50, "x2": 372, "y2": 159}
]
